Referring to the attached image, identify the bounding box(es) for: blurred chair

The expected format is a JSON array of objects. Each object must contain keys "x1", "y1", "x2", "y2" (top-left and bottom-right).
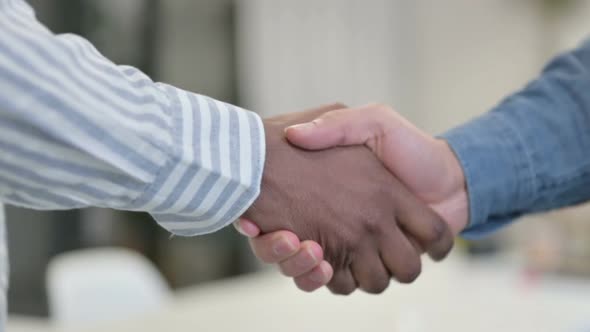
[{"x1": 46, "y1": 247, "x2": 171, "y2": 327}]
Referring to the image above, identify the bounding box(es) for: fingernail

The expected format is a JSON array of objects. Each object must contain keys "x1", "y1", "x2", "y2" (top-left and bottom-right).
[
  {"x1": 296, "y1": 248, "x2": 318, "y2": 268},
  {"x1": 286, "y1": 121, "x2": 316, "y2": 134},
  {"x1": 233, "y1": 221, "x2": 247, "y2": 236},
  {"x1": 273, "y1": 238, "x2": 296, "y2": 256},
  {"x1": 233, "y1": 221, "x2": 252, "y2": 238}
]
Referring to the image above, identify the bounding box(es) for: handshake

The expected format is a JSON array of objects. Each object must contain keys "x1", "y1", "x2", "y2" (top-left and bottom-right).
[{"x1": 236, "y1": 103, "x2": 469, "y2": 294}]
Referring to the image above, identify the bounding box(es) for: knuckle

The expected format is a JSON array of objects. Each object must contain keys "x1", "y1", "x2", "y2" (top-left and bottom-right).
[
  {"x1": 365, "y1": 103, "x2": 397, "y2": 135},
  {"x1": 362, "y1": 216, "x2": 381, "y2": 235},
  {"x1": 396, "y1": 260, "x2": 422, "y2": 284},
  {"x1": 321, "y1": 108, "x2": 346, "y2": 122},
  {"x1": 360, "y1": 212, "x2": 388, "y2": 236},
  {"x1": 343, "y1": 231, "x2": 362, "y2": 252}
]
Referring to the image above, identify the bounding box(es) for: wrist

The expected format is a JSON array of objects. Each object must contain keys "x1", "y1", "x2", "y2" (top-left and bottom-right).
[
  {"x1": 435, "y1": 139, "x2": 469, "y2": 235},
  {"x1": 245, "y1": 120, "x2": 281, "y2": 217}
]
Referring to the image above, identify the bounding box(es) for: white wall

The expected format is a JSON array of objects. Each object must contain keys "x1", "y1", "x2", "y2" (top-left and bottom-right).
[
  {"x1": 236, "y1": 0, "x2": 411, "y2": 118},
  {"x1": 236, "y1": 0, "x2": 590, "y2": 134}
]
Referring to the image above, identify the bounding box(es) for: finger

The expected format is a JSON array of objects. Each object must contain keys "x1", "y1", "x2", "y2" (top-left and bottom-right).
[
  {"x1": 294, "y1": 260, "x2": 333, "y2": 292},
  {"x1": 350, "y1": 243, "x2": 391, "y2": 294},
  {"x1": 406, "y1": 234, "x2": 424, "y2": 253},
  {"x1": 379, "y1": 226, "x2": 422, "y2": 284},
  {"x1": 396, "y1": 194, "x2": 454, "y2": 261},
  {"x1": 285, "y1": 106, "x2": 388, "y2": 150},
  {"x1": 248, "y1": 231, "x2": 300, "y2": 264},
  {"x1": 279, "y1": 241, "x2": 324, "y2": 277},
  {"x1": 327, "y1": 267, "x2": 357, "y2": 295},
  {"x1": 233, "y1": 218, "x2": 261, "y2": 238},
  {"x1": 266, "y1": 102, "x2": 347, "y2": 125}
]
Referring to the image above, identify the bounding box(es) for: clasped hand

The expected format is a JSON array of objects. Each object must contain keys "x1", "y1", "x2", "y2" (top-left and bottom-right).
[{"x1": 237, "y1": 103, "x2": 468, "y2": 294}]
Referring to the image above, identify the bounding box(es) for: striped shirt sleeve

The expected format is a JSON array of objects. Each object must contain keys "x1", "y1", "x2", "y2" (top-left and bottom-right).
[{"x1": 0, "y1": 0, "x2": 266, "y2": 236}]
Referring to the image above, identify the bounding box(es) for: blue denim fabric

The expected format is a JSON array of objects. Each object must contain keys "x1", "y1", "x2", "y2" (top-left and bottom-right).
[{"x1": 441, "y1": 38, "x2": 590, "y2": 239}]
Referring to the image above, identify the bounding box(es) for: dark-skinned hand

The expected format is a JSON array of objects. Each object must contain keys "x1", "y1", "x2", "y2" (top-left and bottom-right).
[{"x1": 243, "y1": 104, "x2": 453, "y2": 294}]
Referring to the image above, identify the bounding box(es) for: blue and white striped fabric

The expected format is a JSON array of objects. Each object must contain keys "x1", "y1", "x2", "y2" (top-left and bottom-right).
[
  {"x1": 0, "y1": 0, "x2": 267, "y2": 322},
  {"x1": 0, "y1": 0, "x2": 266, "y2": 234}
]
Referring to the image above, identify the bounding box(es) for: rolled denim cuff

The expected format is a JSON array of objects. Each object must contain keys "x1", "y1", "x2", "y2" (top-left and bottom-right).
[{"x1": 440, "y1": 112, "x2": 536, "y2": 239}]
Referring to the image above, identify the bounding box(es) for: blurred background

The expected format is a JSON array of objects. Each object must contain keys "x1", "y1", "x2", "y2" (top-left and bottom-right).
[{"x1": 7, "y1": 0, "x2": 590, "y2": 331}]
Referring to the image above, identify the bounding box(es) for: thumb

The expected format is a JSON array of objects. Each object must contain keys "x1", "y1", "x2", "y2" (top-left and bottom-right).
[{"x1": 285, "y1": 107, "x2": 377, "y2": 150}]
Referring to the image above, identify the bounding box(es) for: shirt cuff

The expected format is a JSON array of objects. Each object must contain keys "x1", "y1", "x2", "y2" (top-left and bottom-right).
[
  {"x1": 440, "y1": 112, "x2": 536, "y2": 239},
  {"x1": 130, "y1": 86, "x2": 266, "y2": 236}
]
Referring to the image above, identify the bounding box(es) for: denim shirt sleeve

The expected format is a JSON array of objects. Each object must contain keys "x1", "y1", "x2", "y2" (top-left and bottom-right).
[{"x1": 440, "y1": 38, "x2": 590, "y2": 239}]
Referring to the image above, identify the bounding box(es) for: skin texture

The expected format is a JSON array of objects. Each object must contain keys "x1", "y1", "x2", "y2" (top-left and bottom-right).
[
  {"x1": 285, "y1": 103, "x2": 468, "y2": 234},
  {"x1": 234, "y1": 220, "x2": 333, "y2": 291},
  {"x1": 238, "y1": 103, "x2": 468, "y2": 292},
  {"x1": 243, "y1": 104, "x2": 454, "y2": 294}
]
